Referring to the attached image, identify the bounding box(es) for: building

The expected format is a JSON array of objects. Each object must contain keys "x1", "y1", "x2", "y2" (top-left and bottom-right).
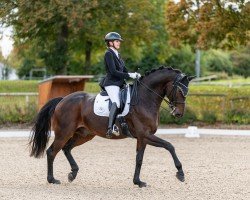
[{"x1": 0, "y1": 62, "x2": 18, "y2": 80}]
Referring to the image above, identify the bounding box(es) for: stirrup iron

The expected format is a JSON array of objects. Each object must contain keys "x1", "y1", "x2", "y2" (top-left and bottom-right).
[{"x1": 112, "y1": 124, "x2": 120, "y2": 136}]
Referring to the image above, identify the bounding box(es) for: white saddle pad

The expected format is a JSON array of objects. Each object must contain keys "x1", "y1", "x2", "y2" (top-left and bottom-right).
[{"x1": 94, "y1": 86, "x2": 131, "y2": 117}]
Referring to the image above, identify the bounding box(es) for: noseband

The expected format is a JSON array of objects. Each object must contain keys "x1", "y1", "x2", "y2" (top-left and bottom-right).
[{"x1": 131, "y1": 74, "x2": 187, "y2": 112}]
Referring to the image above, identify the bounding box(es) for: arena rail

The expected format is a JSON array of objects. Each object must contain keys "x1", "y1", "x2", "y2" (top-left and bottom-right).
[
  {"x1": 191, "y1": 82, "x2": 250, "y2": 87},
  {"x1": 0, "y1": 92, "x2": 38, "y2": 105},
  {"x1": 0, "y1": 127, "x2": 249, "y2": 138}
]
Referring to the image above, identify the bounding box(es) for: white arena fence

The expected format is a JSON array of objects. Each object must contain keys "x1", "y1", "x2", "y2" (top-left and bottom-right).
[
  {"x1": 0, "y1": 92, "x2": 38, "y2": 105},
  {"x1": 0, "y1": 127, "x2": 249, "y2": 138}
]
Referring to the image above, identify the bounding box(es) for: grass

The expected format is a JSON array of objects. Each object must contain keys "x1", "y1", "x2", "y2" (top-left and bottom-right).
[
  {"x1": 0, "y1": 80, "x2": 100, "y2": 93},
  {"x1": 1, "y1": 80, "x2": 250, "y2": 94},
  {"x1": 0, "y1": 80, "x2": 39, "y2": 93},
  {"x1": 189, "y1": 85, "x2": 250, "y2": 96},
  {"x1": 0, "y1": 79, "x2": 249, "y2": 124}
]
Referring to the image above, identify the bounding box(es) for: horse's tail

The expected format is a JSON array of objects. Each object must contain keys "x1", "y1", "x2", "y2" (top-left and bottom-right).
[{"x1": 29, "y1": 97, "x2": 63, "y2": 158}]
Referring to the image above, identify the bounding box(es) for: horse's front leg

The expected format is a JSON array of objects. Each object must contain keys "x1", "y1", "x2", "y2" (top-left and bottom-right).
[
  {"x1": 145, "y1": 134, "x2": 185, "y2": 182},
  {"x1": 133, "y1": 138, "x2": 147, "y2": 188}
]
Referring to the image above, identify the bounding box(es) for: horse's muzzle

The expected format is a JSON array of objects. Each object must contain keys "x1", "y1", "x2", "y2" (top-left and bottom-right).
[{"x1": 171, "y1": 107, "x2": 183, "y2": 118}]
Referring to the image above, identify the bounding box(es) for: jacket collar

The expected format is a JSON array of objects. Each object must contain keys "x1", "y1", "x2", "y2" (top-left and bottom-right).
[
  {"x1": 108, "y1": 48, "x2": 121, "y2": 63},
  {"x1": 109, "y1": 47, "x2": 119, "y2": 58}
]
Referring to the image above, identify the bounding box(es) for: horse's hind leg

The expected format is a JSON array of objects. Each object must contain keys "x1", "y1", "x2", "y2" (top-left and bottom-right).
[
  {"x1": 62, "y1": 128, "x2": 95, "y2": 182},
  {"x1": 145, "y1": 134, "x2": 185, "y2": 182},
  {"x1": 47, "y1": 136, "x2": 69, "y2": 184},
  {"x1": 47, "y1": 126, "x2": 75, "y2": 184}
]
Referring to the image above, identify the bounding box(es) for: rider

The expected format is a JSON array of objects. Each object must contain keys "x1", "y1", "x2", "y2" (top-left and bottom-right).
[{"x1": 101, "y1": 32, "x2": 141, "y2": 138}]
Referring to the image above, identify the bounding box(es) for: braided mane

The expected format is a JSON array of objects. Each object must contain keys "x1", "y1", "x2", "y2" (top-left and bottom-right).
[{"x1": 142, "y1": 66, "x2": 181, "y2": 79}]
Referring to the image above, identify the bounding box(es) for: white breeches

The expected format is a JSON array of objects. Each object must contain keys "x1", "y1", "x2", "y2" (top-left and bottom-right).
[{"x1": 104, "y1": 86, "x2": 120, "y2": 108}]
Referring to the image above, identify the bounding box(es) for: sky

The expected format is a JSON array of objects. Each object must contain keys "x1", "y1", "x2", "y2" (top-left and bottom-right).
[{"x1": 0, "y1": 26, "x2": 14, "y2": 59}]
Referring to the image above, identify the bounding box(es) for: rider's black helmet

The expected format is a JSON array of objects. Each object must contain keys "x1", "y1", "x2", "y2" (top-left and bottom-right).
[{"x1": 104, "y1": 32, "x2": 123, "y2": 42}]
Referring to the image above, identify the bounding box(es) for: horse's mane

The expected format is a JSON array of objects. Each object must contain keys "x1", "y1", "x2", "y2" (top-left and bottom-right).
[{"x1": 141, "y1": 66, "x2": 182, "y2": 79}]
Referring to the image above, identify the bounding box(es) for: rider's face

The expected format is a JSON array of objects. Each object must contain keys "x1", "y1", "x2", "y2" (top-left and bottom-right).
[{"x1": 112, "y1": 40, "x2": 121, "y2": 50}]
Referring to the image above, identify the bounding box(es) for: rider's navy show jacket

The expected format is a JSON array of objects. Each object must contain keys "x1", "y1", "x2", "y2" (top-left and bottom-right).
[{"x1": 101, "y1": 48, "x2": 130, "y2": 88}]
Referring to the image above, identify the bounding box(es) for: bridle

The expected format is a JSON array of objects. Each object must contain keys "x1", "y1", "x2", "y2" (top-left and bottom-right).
[
  {"x1": 168, "y1": 74, "x2": 188, "y2": 105},
  {"x1": 131, "y1": 74, "x2": 188, "y2": 113}
]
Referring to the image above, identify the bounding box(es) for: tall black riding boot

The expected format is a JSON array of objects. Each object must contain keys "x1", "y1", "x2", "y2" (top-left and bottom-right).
[{"x1": 106, "y1": 102, "x2": 119, "y2": 138}]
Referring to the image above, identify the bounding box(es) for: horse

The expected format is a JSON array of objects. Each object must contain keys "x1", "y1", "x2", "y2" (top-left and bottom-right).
[{"x1": 29, "y1": 66, "x2": 195, "y2": 188}]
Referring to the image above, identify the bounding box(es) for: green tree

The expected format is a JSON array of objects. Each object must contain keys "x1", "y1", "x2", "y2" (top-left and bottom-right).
[
  {"x1": 230, "y1": 43, "x2": 250, "y2": 78},
  {"x1": 1, "y1": 0, "x2": 96, "y2": 74},
  {"x1": 1, "y1": 0, "x2": 157, "y2": 75},
  {"x1": 165, "y1": 45, "x2": 196, "y2": 75},
  {"x1": 0, "y1": 49, "x2": 4, "y2": 62},
  {"x1": 165, "y1": 0, "x2": 250, "y2": 77},
  {"x1": 166, "y1": 0, "x2": 249, "y2": 49},
  {"x1": 125, "y1": 0, "x2": 171, "y2": 73},
  {"x1": 204, "y1": 49, "x2": 233, "y2": 75}
]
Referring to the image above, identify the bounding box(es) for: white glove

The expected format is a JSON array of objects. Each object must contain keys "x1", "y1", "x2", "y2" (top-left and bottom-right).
[
  {"x1": 128, "y1": 72, "x2": 141, "y2": 79},
  {"x1": 135, "y1": 72, "x2": 141, "y2": 78}
]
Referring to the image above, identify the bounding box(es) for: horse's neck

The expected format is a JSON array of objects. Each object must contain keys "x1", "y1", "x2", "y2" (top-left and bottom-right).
[
  {"x1": 138, "y1": 71, "x2": 176, "y2": 111},
  {"x1": 141, "y1": 70, "x2": 176, "y2": 96},
  {"x1": 149, "y1": 69, "x2": 176, "y2": 82}
]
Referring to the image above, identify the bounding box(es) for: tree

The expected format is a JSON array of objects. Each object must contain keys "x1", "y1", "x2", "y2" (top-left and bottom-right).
[
  {"x1": 165, "y1": 0, "x2": 250, "y2": 77},
  {"x1": 166, "y1": 0, "x2": 249, "y2": 48},
  {"x1": 165, "y1": 45, "x2": 196, "y2": 75},
  {"x1": 0, "y1": 49, "x2": 4, "y2": 62},
  {"x1": 204, "y1": 49, "x2": 233, "y2": 75},
  {"x1": 231, "y1": 43, "x2": 250, "y2": 78},
  {"x1": 1, "y1": 0, "x2": 97, "y2": 74},
  {"x1": 123, "y1": 0, "x2": 172, "y2": 73},
  {"x1": 0, "y1": 0, "x2": 157, "y2": 75},
  {"x1": 69, "y1": 0, "x2": 157, "y2": 73}
]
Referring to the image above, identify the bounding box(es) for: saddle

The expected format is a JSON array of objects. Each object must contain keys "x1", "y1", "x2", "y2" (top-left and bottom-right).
[
  {"x1": 93, "y1": 84, "x2": 134, "y2": 138},
  {"x1": 99, "y1": 86, "x2": 128, "y2": 113}
]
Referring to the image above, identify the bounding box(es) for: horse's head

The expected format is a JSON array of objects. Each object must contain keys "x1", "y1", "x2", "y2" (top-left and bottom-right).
[
  {"x1": 136, "y1": 67, "x2": 195, "y2": 119},
  {"x1": 165, "y1": 74, "x2": 195, "y2": 118}
]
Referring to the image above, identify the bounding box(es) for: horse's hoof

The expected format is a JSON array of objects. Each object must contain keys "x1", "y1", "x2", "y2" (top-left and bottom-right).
[
  {"x1": 68, "y1": 172, "x2": 75, "y2": 182},
  {"x1": 48, "y1": 177, "x2": 61, "y2": 184},
  {"x1": 176, "y1": 171, "x2": 185, "y2": 182},
  {"x1": 134, "y1": 180, "x2": 147, "y2": 188},
  {"x1": 106, "y1": 134, "x2": 113, "y2": 139},
  {"x1": 139, "y1": 181, "x2": 147, "y2": 188}
]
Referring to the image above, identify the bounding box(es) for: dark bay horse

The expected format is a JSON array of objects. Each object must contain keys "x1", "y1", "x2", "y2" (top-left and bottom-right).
[{"x1": 29, "y1": 67, "x2": 194, "y2": 187}]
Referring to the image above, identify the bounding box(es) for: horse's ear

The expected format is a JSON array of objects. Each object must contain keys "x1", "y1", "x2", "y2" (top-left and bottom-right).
[{"x1": 188, "y1": 76, "x2": 196, "y2": 82}]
